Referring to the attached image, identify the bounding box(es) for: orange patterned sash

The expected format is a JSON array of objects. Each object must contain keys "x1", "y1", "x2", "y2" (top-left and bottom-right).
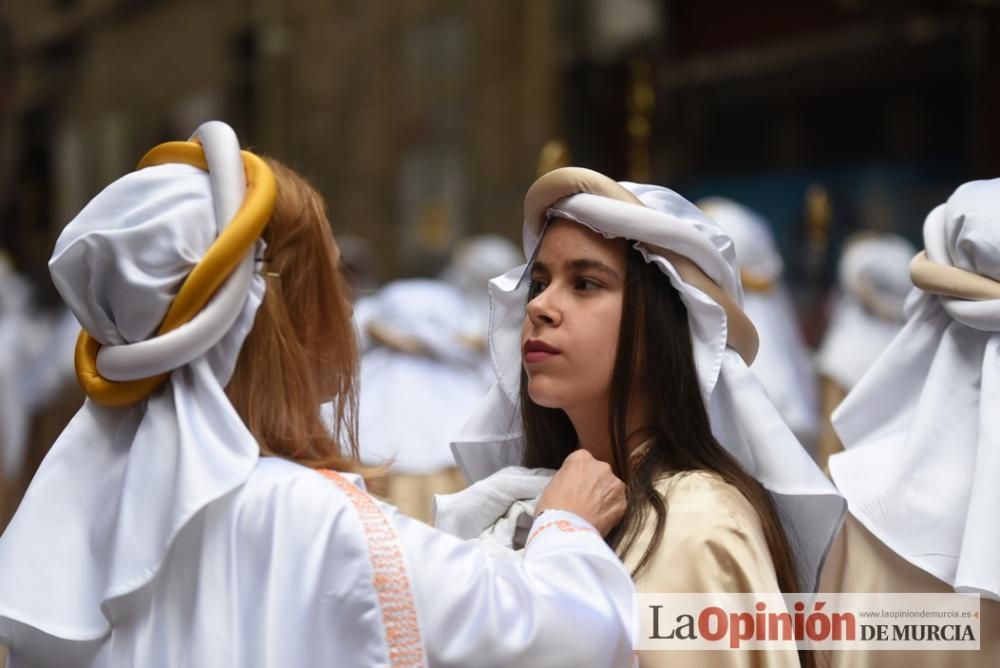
[{"x1": 318, "y1": 470, "x2": 426, "y2": 667}]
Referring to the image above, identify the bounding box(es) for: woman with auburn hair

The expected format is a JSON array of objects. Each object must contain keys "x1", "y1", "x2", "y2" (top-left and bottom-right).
[
  {"x1": 0, "y1": 123, "x2": 635, "y2": 667},
  {"x1": 440, "y1": 167, "x2": 847, "y2": 667}
]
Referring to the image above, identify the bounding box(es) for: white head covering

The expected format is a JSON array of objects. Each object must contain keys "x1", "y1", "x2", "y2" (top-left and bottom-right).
[
  {"x1": 698, "y1": 197, "x2": 819, "y2": 444},
  {"x1": 696, "y1": 197, "x2": 784, "y2": 286},
  {"x1": 0, "y1": 122, "x2": 267, "y2": 640},
  {"x1": 829, "y1": 178, "x2": 1000, "y2": 600},
  {"x1": 451, "y1": 167, "x2": 845, "y2": 591},
  {"x1": 816, "y1": 233, "x2": 915, "y2": 390}
]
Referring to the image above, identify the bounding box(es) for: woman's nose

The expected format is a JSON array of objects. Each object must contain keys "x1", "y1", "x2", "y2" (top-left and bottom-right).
[{"x1": 526, "y1": 290, "x2": 560, "y2": 326}]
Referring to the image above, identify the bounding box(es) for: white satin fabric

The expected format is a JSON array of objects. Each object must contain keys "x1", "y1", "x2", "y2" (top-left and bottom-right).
[
  {"x1": 816, "y1": 233, "x2": 915, "y2": 390},
  {"x1": 452, "y1": 180, "x2": 845, "y2": 592},
  {"x1": 829, "y1": 178, "x2": 1000, "y2": 601},
  {"x1": 698, "y1": 197, "x2": 819, "y2": 445},
  {"x1": 357, "y1": 279, "x2": 492, "y2": 474},
  {"x1": 4, "y1": 458, "x2": 635, "y2": 667}
]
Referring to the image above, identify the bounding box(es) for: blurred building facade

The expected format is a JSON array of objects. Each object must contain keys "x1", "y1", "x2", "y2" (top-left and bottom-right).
[
  {"x1": 1, "y1": 0, "x2": 999, "y2": 293},
  {"x1": 0, "y1": 0, "x2": 557, "y2": 288},
  {"x1": 555, "y1": 0, "x2": 1000, "y2": 340}
]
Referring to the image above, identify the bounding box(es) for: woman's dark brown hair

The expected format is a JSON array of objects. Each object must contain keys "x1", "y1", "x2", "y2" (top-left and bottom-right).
[
  {"x1": 521, "y1": 245, "x2": 814, "y2": 667},
  {"x1": 226, "y1": 157, "x2": 360, "y2": 472}
]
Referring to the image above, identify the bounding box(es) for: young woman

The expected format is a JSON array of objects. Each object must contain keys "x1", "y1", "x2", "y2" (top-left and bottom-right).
[
  {"x1": 0, "y1": 124, "x2": 635, "y2": 667},
  {"x1": 446, "y1": 167, "x2": 846, "y2": 667}
]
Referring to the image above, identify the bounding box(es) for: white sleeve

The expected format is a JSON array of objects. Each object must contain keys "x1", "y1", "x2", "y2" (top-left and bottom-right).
[{"x1": 389, "y1": 506, "x2": 635, "y2": 668}]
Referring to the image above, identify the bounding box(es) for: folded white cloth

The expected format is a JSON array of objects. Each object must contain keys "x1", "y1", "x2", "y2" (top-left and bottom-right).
[{"x1": 433, "y1": 466, "x2": 553, "y2": 551}]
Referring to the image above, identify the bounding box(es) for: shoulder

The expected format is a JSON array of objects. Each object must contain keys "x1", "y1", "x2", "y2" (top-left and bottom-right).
[
  {"x1": 229, "y1": 458, "x2": 371, "y2": 548},
  {"x1": 654, "y1": 470, "x2": 764, "y2": 532},
  {"x1": 239, "y1": 457, "x2": 356, "y2": 506},
  {"x1": 629, "y1": 471, "x2": 779, "y2": 592}
]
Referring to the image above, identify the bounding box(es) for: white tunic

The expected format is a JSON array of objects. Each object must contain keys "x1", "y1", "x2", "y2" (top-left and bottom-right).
[{"x1": 1, "y1": 457, "x2": 634, "y2": 667}]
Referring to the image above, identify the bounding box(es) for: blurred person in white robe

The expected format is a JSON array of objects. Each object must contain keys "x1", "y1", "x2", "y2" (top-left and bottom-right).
[
  {"x1": 0, "y1": 301, "x2": 81, "y2": 534},
  {"x1": 698, "y1": 197, "x2": 820, "y2": 450},
  {"x1": 814, "y1": 232, "x2": 915, "y2": 468},
  {"x1": 356, "y1": 279, "x2": 489, "y2": 522},
  {"x1": 0, "y1": 255, "x2": 35, "y2": 528},
  {"x1": 820, "y1": 178, "x2": 1000, "y2": 666},
  {"x1": 350, "y1": 236, "x2": 521, "y2": 522},
  {"x1": 0, "y1": 254, "x2": 81, "y2": 533},
  {"x1": 0, "y1": 122, "x2": 637, "y2": 668}
]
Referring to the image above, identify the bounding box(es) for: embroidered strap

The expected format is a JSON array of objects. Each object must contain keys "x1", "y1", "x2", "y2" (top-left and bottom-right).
[
  {"x1": 318, "y1": 470, "x2": 426, "y2": 667},
  {"x1": 526, "y1": 517, "x2": 598, "y2": 547}
]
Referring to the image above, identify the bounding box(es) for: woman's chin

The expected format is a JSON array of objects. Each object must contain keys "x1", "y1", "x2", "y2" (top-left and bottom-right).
[{"x1": 526, "y1": 381, "x2": 569, "y2": 410}]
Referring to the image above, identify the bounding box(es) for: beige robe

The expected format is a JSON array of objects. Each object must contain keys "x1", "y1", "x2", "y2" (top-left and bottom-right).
[
  {"x1": 381, "y1": 467, "x2": 466, "y2": 524},
  {"x1": 815, "y1": 376, "x2": 848, "y2": 472},
  {"x1": 820, "y1": 513, "x2": 999, "y2": 667},
  {"x1": 626, "y1": 471, "x2": 801, "y2": 668}
]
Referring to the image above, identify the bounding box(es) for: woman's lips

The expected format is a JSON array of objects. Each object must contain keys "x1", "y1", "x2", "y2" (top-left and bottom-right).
[{"x1": 523, "y1": 340, "x2": 560, "y2": 363}]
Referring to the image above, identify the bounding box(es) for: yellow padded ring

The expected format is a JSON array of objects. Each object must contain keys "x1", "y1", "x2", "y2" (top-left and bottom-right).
[{"x1": 74, "y1": 141, "x2": 276, "y2": 407}]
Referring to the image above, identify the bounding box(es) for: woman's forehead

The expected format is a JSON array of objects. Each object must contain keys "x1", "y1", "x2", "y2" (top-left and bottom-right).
[{"x1": 536, "y1": 218, "x2": 627, "y2": 265}]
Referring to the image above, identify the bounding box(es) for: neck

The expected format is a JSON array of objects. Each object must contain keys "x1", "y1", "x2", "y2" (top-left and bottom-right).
[{"x1": 564, "y1": 391, "x2": 652, "y2": 467}]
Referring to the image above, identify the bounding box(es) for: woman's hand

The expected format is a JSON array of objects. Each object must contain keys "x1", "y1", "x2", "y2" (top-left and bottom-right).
[{"x1": 534, "y1": 449, "x2": 627, "y2": 536}]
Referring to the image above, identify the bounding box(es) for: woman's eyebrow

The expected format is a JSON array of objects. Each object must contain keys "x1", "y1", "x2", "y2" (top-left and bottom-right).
[
  {"x1": 566, "y1": 258, "x2": 621, "y2": 280},
  {"x1": 530, "y1": 258, "x2": 621, "y2": 280},
  {"x1": 529, "y1": 260, "x2": 551, "y2": 275}
]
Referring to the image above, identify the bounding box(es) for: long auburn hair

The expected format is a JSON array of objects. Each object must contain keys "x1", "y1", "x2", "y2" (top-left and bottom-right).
[
  {"x1": 226, "y1": 157, "x2": 360, "y2": 472},
  {"x1": 521, "y1": 245, "x2": 814, "y2": 667}
]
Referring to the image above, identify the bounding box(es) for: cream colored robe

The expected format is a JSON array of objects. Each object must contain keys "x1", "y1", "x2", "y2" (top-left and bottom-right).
[
  {"x1": 820, "y1": 513, "x2": 999, "y2": 668},
  {"x1": 816, "y1": 376, "x2": 848, "y2": 472},
  {"x1": 382, "y1": 467, "x2": 466, "y2": 524},
  {"x1": 626, "y1": 471, "x2": 801, "y2": 668}
]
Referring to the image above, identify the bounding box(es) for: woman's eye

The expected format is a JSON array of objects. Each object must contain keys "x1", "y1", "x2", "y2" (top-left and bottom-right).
[
  {"x1": 528, "y1": 279, "x2": 547, "y2": 299},
  {"x1": 575, "y1": 277, "x2": 601, "y2": 291}
]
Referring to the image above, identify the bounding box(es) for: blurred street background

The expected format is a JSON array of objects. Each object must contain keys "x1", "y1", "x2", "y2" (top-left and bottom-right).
[{"x1": 2, "y1": 1, "x2": 998, "y2": 294}]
